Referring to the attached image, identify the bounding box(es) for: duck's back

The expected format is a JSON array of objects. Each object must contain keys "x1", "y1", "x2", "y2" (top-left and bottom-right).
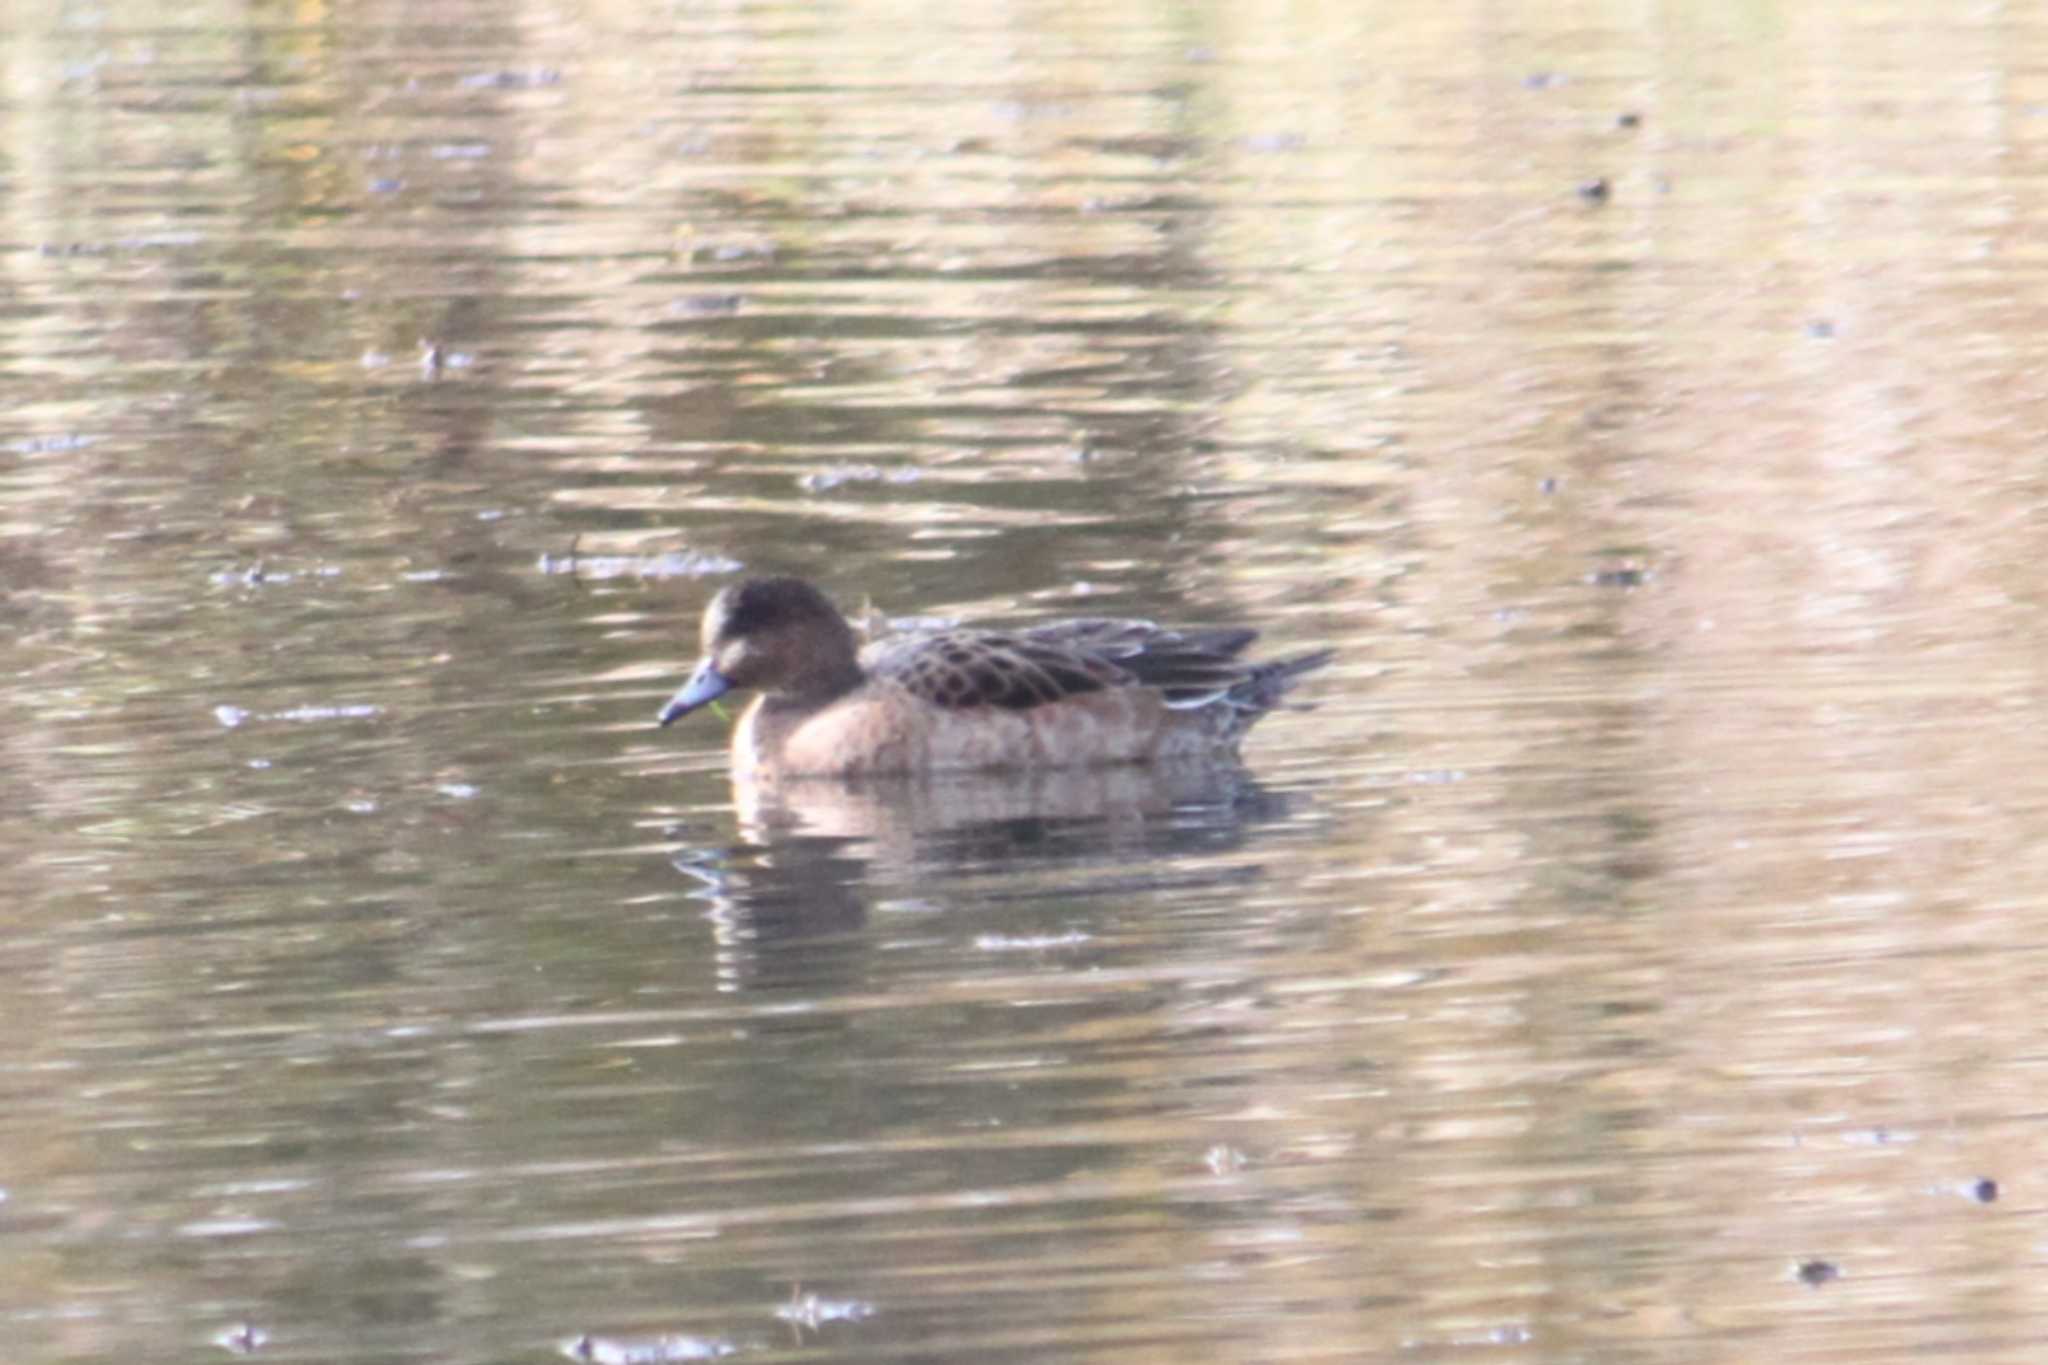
[{"x1": 861, "y1": 628, "x2": 1129, "y2": 711}]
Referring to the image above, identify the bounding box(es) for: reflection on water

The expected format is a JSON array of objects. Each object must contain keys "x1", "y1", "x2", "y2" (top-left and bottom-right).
[
  {"x1": 687, "y1": 763, "x2": 1302, "y2": 989},
  {"x1": 4, "y1": 0, "x2": 2048, "y2": 1362},
  {"x1": 731, "y1": 759, "x2": 1282, "y2": 855}
]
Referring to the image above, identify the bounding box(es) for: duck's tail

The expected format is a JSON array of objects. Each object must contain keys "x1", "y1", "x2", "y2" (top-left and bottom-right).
[{"x1": 1233, "y1": 647, "x2": 1336, "y2": 715}]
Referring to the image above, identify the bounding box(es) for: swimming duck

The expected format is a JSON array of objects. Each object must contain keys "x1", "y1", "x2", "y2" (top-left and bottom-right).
[{"x1": 657, "y1": 577, "x2": 1333, "y2": 779}]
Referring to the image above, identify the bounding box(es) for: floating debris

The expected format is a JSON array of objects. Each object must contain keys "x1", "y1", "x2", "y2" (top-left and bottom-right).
[
  {"x1": 1577, "y1": 177, "x2": 1611, "y2": 203},
  {"x1": 40, "y1": 233, "x2": 200, "y2": 255},
  {"x1": 1204, "y1": 1144, "x2": 1248, "y2": 1175},
  {"x1": 685, "y1": 238, "x2": 778, "y2": 265},
  {"x1": 535, "y1": 549, "x2": 742, "y2": 581},
  {"x1": 672, "y1": 293, "x2": 743, "y2": 316},
  {"x1": 415, "y1": 339, "x2": 475, "y2": 374},
  {"x1": 214, "y1": 1323, "x2": 269, "y2": 1354},
  {"x1": 7, "y1": 432, "x2": 95, "y2": 455},
  {"x1": 796, "y1": 464, "x2": 919, "y2": 493},
  {"x1": 974, "y1": 930, "x2": 1091, "y2": 952},
  {"x1": 274, "y1": 703, "x2": 380, "y2": 724},
  {"x1": 210, "y1": 564, "x2": 342, "y2": 588},
  {"x1": 1400, "y1": 1325, "x2": 1534, "y2": 1351},
  {"x1": 214, "y1": 703, "x2": 381, "y2": 729},
  {"x1": 708, "y1": 241, "x2": 773, "y2": 262},
  {"x1": 776, "y1": 1288, "x2": 875, "y2": 1333},
  {"x1": 462, "y1": 67, "x2": 561, "y2": 89},
  {"x1": 1242, "y1": 130, "x2": 1304, "y2": 153},
  {"x1": 561, "y1": 1333, "x2": 735, "y2": 1363},
  {"x1": 1466, "y1": 1325, "x2": 1534, "y2": 1346}
]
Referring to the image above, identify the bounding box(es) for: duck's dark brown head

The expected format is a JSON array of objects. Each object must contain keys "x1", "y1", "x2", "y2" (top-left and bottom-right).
[{"x1": 657, "y1": 577, "x2": 863, "y2": 726}]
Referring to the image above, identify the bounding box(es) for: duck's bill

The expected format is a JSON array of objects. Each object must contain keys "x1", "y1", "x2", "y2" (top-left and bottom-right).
[{"x1": 657, "y1": 661, "x2": 731, "y2": 726}]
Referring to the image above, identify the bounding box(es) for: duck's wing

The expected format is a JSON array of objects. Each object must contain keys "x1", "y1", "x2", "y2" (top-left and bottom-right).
[
  {"x1": 1015, "y1": 619, "x2": 1261, "y2": 709},
  {"x1": 864, "y1": 629, "x2": 1132, "y2": 711},
  {"x1": 864, "y1": 620, "x2": 1273, "y2": 712}
]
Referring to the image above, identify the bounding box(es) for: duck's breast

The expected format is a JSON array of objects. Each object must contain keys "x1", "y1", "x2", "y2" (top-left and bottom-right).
[
  {"x1": 737, "y1": 692, "x2": 924, "y2": 778},
  {"x1": 739, "y1": 684, "x2": 1186, "y2": 777}
]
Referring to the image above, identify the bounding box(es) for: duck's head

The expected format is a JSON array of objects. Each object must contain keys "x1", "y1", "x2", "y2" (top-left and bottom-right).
[{"x1": 657, "y1": 577, "x2": 862, "y2": 725}]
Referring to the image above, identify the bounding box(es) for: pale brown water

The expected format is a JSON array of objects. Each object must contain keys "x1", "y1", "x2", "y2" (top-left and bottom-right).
[{"x1": 5, "y1": 2, "x2": 2048, "y2": 1362}]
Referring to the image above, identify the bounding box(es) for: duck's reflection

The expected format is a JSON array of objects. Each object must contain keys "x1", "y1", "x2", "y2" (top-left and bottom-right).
[{"x1": 674, "y1": 761, "x2": 1299, "y2": 991}]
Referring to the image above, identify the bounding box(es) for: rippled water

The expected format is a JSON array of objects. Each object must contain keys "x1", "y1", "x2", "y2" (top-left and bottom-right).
[{"x1": 6, "y1": 2, "x2": 2047, "y2": 1362}]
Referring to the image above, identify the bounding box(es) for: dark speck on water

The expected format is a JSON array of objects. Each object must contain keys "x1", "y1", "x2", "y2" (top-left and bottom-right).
[
  {"x1": 1589, "y1": 565, "x2": 1648, "y2": 589},
  {"x1": 1972, "y1": 1177, "x2": 1999, "y2": 1203},
  {"x1": 1796, "y1": 1260, "x2": 1841, "y2": 1287},
  {"x1": 1578, "y1": 177, "x2": 1611, "y2": 203}
]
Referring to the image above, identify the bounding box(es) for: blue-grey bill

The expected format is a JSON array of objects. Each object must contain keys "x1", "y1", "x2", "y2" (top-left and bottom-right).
[{"x1": 657, "y1": 661, "x2": 731, "y2": 726}]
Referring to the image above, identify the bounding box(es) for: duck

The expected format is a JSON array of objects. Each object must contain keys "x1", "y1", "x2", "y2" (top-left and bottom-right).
[{"x1": 656, "y1": 577, "x2": 1334, "y2": 779}]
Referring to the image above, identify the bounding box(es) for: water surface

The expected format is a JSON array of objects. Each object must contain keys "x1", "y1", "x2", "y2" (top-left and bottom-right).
[{"x1": 4, "y1": 2, "x2": 2045, "y2": 1362}]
